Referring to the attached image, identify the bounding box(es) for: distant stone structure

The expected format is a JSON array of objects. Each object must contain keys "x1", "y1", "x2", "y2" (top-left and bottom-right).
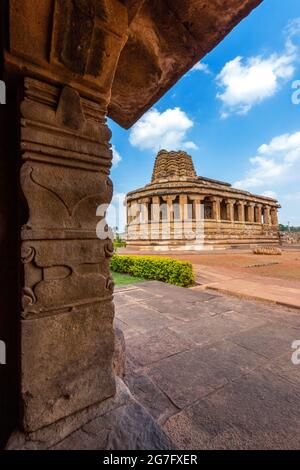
[
  {"x1": 126, "y1": 150, "x2": 280, "y2": 250},
  {"x1": 280, "y1": 232, "x2": 300, "y2": 245}
]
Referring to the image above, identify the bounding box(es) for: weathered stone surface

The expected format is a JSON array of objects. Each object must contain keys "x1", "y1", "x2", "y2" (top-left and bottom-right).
[
  {"x1": 113, "y1": 326, "x2": 126, "y2": 378},
  {"x1": 117, "y1": 302, "x2": 172, "y2": 335},
  {"x1": 169, "y1": 314, "x2": 251, "y2": 348},
  {"x1": 125, "y1": 372, "x2": 178, "y2": 424},
  {"x1": 146, "y1": 337, "x2": 267, "y2": 410},
  {"x1": 21, "y1": 301, "x2": 115, "y2": 432},
  {"x1": 126, "y1": 328, "x2": 191, "y2": 367},
  {"x1": 229, "y1": 322, "x2": 298, "y2": 359},
  {"x1": 52, "y1": 400, "x2": 175, "y2": 450},
  {"x1": 6, "y1": 378, "x2": 130, "y2": 450},
  {"x1": 8, "y1": 0, "x2": 129, "y2": 106},
  {"x1": 16, "y1": 78, "x2": 117, "y2": 434},
  {"x1": 7, "y1": 378, "x2": 175, "y2": 450},
  {"x1": 115, "y1": 283, "x2": 300, "y2": 449},
  {"x1": 165, "y1": 370, "x2": 300, "y2": 450}
]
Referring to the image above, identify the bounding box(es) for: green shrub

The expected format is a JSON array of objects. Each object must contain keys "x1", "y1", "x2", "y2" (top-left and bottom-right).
[{"x1": 111, "y1": 255, "x2": 194, "y2": 287}]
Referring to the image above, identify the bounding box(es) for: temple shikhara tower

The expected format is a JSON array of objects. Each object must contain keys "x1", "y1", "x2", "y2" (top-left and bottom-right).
[{"x1": 126, "y1": 150, "x2": 280, "y2": 249}]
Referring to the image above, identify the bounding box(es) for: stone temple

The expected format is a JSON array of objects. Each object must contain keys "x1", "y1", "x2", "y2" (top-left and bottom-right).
[{"x1": 126, "y1": 150, "x2": 280, "y2": 250}]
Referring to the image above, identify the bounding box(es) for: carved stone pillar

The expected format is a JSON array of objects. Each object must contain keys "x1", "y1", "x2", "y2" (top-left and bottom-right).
[
  {"x1": 237, "y1": 201, "x2": 245, "y2": 223},
  {"x1": 151, "y1": 196, "x2": 160, "y2": 240},
  {"x1": 161, "y1": 195, "x2": 175, "y2": 240},
  {"x1": 127, "y1": 201, "x2": 132, "y2": 224},
  {"x1": 211, "y1": 197, "x2": 221, "y2": 221},
  {"x1": 271, "y1": 208, "x2": 279, "y2": 226},
  {"x1": 139, "y1": 197, "x2": 150, "y2": 239},
  {"x1": 256, "y1": 205, "x2": 262, "y2": 224},
  {"x1": 3, "y1": 0, "x2": 130, "y2": 445},
  {"x1": 161, "y1": 196, "x2": 175, "y2": 223},
  {"x1": 189, "y1": 196, "x2": 204, "y2": 222},
  {"x1": 226, "y1": 199, "x2": 235, "y2": 222},
  {"x1": 248, "y1": 203, "x2": 255, "y2": 223},
  {"x1": 179, "y1": 194, "x2": 188, "y2": 222},
  {"x1": 263, "y1": 206, "x2": 271, "y2": 225},
  {"x1": 188, "y1": 196, "x2": 205, "y2": 241},
  {"x1": 19, "y1": 79, "x2": 116, "y2": 432}
]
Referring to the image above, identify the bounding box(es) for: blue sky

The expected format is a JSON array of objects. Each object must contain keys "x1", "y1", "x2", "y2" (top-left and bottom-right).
[{"x1": 109, "y1": 0, "x2": 300, "y2": 230}]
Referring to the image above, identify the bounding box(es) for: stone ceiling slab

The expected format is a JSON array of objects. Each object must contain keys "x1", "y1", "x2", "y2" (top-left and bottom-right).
[{"x1": 109, "y1": 0, "x2": 263, "y2": 128}]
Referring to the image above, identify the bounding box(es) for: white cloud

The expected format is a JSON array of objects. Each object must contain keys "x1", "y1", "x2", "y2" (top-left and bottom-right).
[
  {"x1": 285, "y1": 17, "x2": 300, "y2": 40},
  {"x1": 284, "y1": 192, "x2": 300, "y2": 201},
  {"x1": 112, "y1": 145, "x2": 122, "y2": 167},
  {"x1": 191, "y1": 62, "x2": 212, "y2": 74},
  {"x1": 262, "y1": 190, "x2": 278, "y2": 199},
  {"x1": 234, "y1": 130, "x2": 300, "y2": 191},
  {"x1": 234, "y1": 130, "x2": 300, "y2": 224},
  {"x1": 217, "y1": 20, "x2": 299, "y2": 117},
  {"x1": 129, "y1": 107, "x2": 198, "y2": 152}
]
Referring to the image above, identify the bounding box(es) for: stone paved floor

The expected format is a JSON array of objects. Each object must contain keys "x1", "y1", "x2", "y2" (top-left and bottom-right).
[{"x1": 114, "y1": 281, "x2": 300, "y2": 450}]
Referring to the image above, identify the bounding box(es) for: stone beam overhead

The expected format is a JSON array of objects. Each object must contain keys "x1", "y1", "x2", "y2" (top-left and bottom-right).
[
  {"x1": 109, "y1": 0, "x2": 263, "y2": 127},
  {"x1": 5, "y1": 0, "x2": 262, "y2": 128}
]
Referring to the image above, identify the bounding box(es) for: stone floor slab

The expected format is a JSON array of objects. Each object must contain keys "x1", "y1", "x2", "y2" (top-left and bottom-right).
[
  {"x1": 125, "y1": 328, "x2": 191, "y2": 367},
  {"x1": 114, "y1": 281, "x2": 300, "y2": 450},
  {"x1": 164, "y1": 369, "x2": 300, "y2": 449},
  {"x1": 229, "y1": 322, "x2": 298, "y2": 359}
]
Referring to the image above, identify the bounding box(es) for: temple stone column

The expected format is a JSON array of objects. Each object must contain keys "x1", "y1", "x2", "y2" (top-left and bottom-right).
[
  {"x1": 189, "y1": 196, "x2": 204, "y2": 222},
  {"x1": 128, "y1": 200, "x2": 140, "y2": 239},
  {"x1": 255, "y1": 204, "x2": 262, "y2": 224},
  {"x1": 160, "y1": 195, "x2": 174, "y2": 240},
  {"x1": 226, "y1": 199, "x2": 235, "y2": 222},
  {"x1": 211, "y1": 197, "x2": 221, "y2": 221},
  {"x1": 139, "y1": 197, "x2": 150, "y2": 239},
  {"x1": 17, "y1": 81, "x2": 118, "y2": 434},
  {"x1": 179, "y1": 194, "x2": 188, "y2": 221},
  {"x1": 151, "y1": 195, "x2": 161, "y2": 240},
  {"x1": 263, "y1": 206, "x2": 271, "y2": 225},
  {"x1": 271, "y1": 208, "x2": 279, "y2": 226},
  {"x1": 127, "y1": 201, "x2": 131, "y2": 224},
  {"x1": 174, "y1": 194, "x2": 188, "y2": 240},
  {"x1": 237, "y1": 201, "x2": 245, "y2": 222},
  {"x1": 161, "y1": 195, "x2": 176, "y2": 224},
  {"x1": 189, "y1": 196, "x2": 205, "y2": 241},
  {"x1": 248, "y1": 203, "x2": 255, "y2": 223},
  {"x1": 3, "y1": 0, "x2": 130, "y2": 446}
]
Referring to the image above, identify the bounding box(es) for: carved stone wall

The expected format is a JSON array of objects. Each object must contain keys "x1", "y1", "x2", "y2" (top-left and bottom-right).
[{"x1": 19, "y1": 78, "x2": 115, "y2": 432}]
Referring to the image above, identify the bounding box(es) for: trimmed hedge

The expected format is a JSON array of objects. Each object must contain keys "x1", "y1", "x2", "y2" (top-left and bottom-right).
[{"x1": 111, "y1": 254, "x2": 194, "y2": 287}]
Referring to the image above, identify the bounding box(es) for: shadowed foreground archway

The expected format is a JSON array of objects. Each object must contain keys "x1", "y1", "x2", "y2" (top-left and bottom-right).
[{"x1": 0, "y1": 0, "x2": 263, "y2": 450}]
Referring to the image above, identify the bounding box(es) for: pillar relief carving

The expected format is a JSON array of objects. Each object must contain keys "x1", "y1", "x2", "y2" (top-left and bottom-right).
[
  {"x1": 19, "y1": 78, "x2": 116, "y2": 432},
  {"x1": 211, "y1": 197, "x2": 221, "y2": 221},
  {"x1": 237, "y1": 201, "x2": 245, "y2": 223},
  {"x1": 226, "y1": 199, "x2": 235, "y2": 222},
  {"x1": 263, "y1": 206, "x2": 271, "y2": 225}
]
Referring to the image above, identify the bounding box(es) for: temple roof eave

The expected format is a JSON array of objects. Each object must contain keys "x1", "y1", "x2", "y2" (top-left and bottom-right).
[{"x1": 126, "y1": 182, "x2": 280, "y2": 206}]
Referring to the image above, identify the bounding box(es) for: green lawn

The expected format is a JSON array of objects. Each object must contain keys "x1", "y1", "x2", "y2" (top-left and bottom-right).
[{"x1": 112, "y1": 271, "x2": 146, "y2": 286}]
